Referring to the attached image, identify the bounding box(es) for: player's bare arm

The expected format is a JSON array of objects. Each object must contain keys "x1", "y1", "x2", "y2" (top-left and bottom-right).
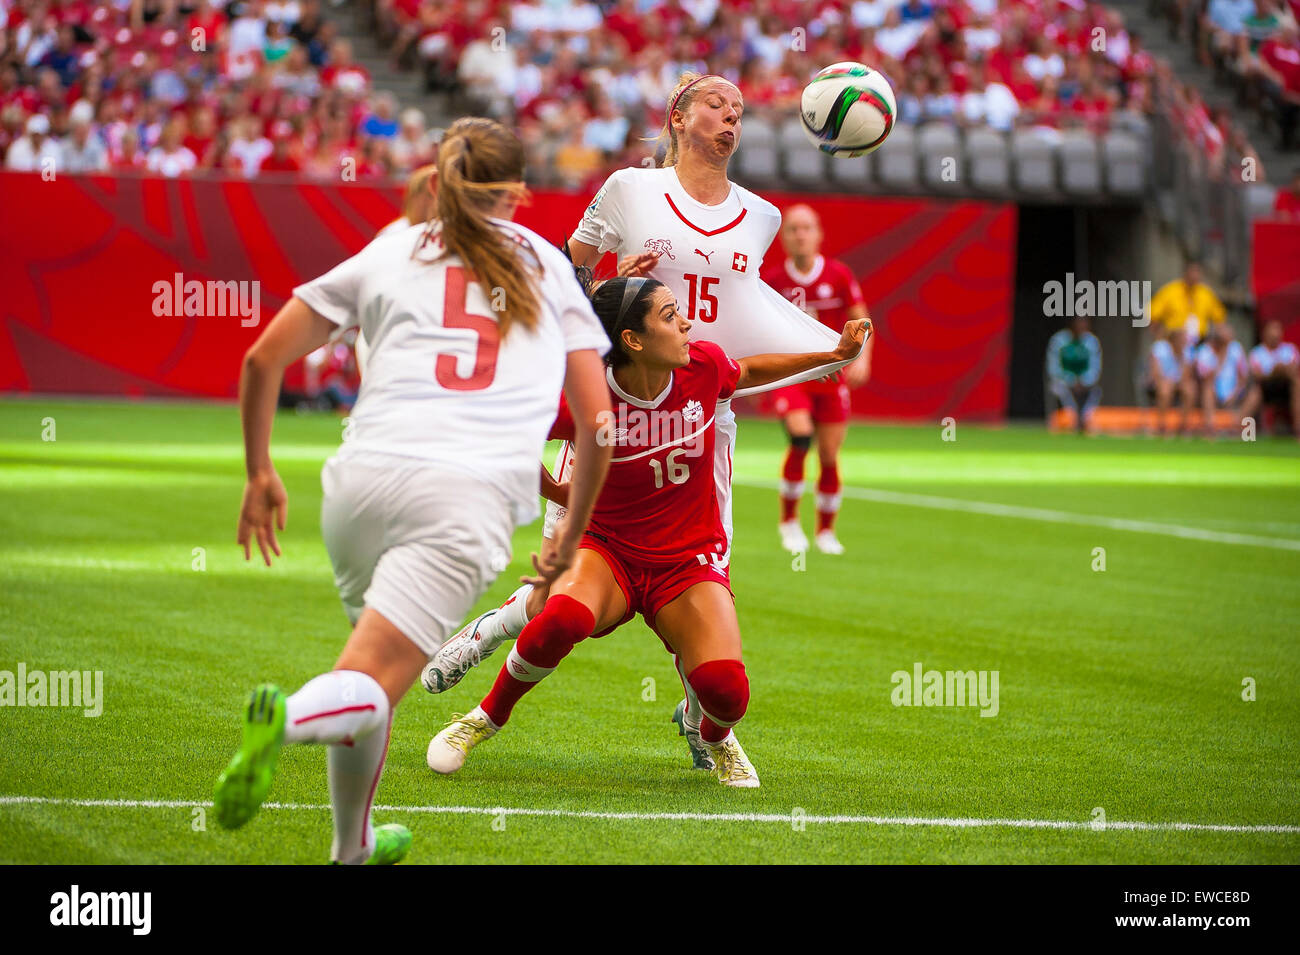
[{"x1": 237, "y1": 296, "x2": 335, "y2": 565}]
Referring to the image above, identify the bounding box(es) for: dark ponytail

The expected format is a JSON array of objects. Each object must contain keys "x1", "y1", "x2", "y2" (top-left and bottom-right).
[{"x1": 589, "y1": 277, "x2": 664, "y2": 368}]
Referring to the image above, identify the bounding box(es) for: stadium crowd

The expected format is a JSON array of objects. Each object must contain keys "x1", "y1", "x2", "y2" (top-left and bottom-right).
[{"x1": 0, "y1": 0, "x2": 1275, "y2": 187}]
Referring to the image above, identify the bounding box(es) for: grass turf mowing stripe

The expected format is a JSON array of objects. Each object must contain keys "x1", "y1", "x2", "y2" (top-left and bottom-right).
[
  {"x1": 734, "y1": 478, "x2": 1300, "y2": 552},
  {"x1": 2, "y1": 796, "x2": 1297, "y2": 834}
]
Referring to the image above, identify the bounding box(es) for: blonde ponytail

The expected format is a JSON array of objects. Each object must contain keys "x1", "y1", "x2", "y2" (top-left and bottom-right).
[{"x1": 431, "y1": 117, "x2": 541, "y2": 339}]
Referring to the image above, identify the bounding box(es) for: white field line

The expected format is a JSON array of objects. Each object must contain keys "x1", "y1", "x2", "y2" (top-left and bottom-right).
[
  {"x1": 734, "y1": 477, "x2": 1300, "y2": 553},
  {"x1": 0, "y1": 796, "x2": 1296, "y2": 834}
]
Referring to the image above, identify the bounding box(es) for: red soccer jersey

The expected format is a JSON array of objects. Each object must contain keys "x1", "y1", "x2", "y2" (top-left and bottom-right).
[
  {"x1": 549, "y1": 341, "x2": 740, "y2": 566},
  {"x1": 761, "y1": 254, "x2": 865, "y2": 335}
]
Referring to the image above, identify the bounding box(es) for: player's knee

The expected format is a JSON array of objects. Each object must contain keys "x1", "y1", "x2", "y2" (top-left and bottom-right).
[
  {"x1": 688, "y1": 659, "x2": 749, "y2": 727},
  {"x1": 787, "y1": 432, "x2": 812, "y2": 452},
  {"x1": 522, "y1": 594, "x2": 594, "y2": 658}
]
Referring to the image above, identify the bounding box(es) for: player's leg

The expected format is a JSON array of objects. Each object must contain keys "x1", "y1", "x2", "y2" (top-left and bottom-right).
[
  {"x1": 426, "y1": 547, "x2": 629, "y2": 773},
  {"x1": 1200, "y1": 376, "x2": 1219, "y2": 438},
  {"x1": 1287, "y1": 368, "x2": 1300, "y2": 439},
  {"x1": 776, "y1": 391, "x2": 813, "y2": 553},
  {"x1": 423, "y1": 442, "x2": 574, "y2": 693},
  {"x1": 812, "y1": 382, "x2": 850, "y2": 554},
  {"x1": 1153, "y1": 378, "x2": 1173, "y2": 436},
  {"x1": 654, "y1": 582, "x2": 759, "y2": 788}
]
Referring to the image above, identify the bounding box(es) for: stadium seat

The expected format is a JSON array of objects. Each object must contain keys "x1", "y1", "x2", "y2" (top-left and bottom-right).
[
  {"x1": 1059, "y1": 130, "x2": 1103, "y2": 196},
  {"x1": 876, "y1": 122, "x2": 919, "y2": 189},
  {"x1": 918, "y1": 123, "x2": 962, "y2": 191},
  {"x1": 1102, "y1": 130, "x2": 1145, "y2": 196},
  {"x1": 827, "y1": 148, "x2": 873, "y2": 189},
  {"x1": 779, "y1": 117, "x2": 829, "y2": 187},
  {"x1": 1011, "y1": 129, "x2": 1059, "y2": 194},
  {"x1": 734, "y1": 117, "x2": 780, "y2": 185},
  {"x1": 965, "y1": 127, "x2": 1011, "y2": 193}
]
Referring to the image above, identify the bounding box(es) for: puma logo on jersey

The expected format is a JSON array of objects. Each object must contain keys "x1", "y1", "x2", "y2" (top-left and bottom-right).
[
  {"x1": 644, "y1": 238, "x2": 675, "y2": 260},
  {"x1": 732, "y1": 252, "x2": 748, "y2": 273},
  {"x1": 694, "y1": 248, "x2": 713, "y2": 262},
  {"x1": 682, "y1": 400, "x2": 703, "y2": 423}
]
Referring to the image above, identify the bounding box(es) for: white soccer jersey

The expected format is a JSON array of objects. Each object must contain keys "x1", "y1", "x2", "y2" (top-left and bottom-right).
[
  {"x1": 295, "y1": 220, "x2": 610, "y2": 524},
  {"x1": 571, "y1": 165, "x2": 853, "y2": 396},
  {"x1": 1250, "y1": 342, "x2": 1299, "y2": 377}
]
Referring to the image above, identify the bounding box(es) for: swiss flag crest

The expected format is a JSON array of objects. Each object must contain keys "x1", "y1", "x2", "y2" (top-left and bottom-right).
[{"x1": 732, "y1": 252, "x2": 748, "y2": 273}]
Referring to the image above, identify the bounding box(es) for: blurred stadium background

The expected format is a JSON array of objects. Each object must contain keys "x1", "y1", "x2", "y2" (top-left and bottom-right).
[{"x1": 1, "y1": 0, "x2": 1298, "y2": 418}]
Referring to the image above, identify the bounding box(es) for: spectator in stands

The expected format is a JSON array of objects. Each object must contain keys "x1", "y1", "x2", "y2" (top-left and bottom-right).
[
  {"x1": 361, "y1": 92, "x2": 400, "y2": 140},
  {"x1": 960, "y1": 61, "x2": 1020, "y2": 131},
  {"x1": 1274, "y1": 167, "x2": 1300, "y2": 216},
  {"x1": 1150, "y1": 261, "x2": 1227, "y2": 343},
  {"x1": 145, "y1": 115, "x2": 198, "y2": 178},
  {"x1": 110, "y1": 127, "x2": 149, "y2": 172},
  {"x1": 1146, "y1": 324, "x2": 1196, "y2": 436},
  {"x1": 1203, "y1": 0, "x2": 1255, "y2": 67},
  {"x1": 1249, "y1": 319, "x2": 1300, "y2": 436},
  {"x1": 1193, "y1": 322, "x2": 1257, "y2": 436},
  {"x1": 258, "y1": 123, "x2": 303, "y2": 174},
  {"x1": 5, "y1": 113, "x2": 61, "y2": 171},
  {"x1": 389, "y1": 108, "x2": 436, "y2": 172},
  {"x1": 457, "y1": 17, "x2": 515, "y2": 117},
  {"x1": 1047, "y1": 315, "x2": 1103, "y2": 434},
  {"x1": 60, "y1": 100, "x2": 107, "y2": 173},
  {"x1": 1254, "y1": 21, "x2": 1300, "y2": 149},
  {"x1": 227, "y1": 115, "x2": 274, "y2": 177}
]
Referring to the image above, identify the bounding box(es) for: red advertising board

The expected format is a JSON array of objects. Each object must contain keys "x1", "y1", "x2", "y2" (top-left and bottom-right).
[{"x1": 0, "y1": 172, "x2": 1016, "y2": 420}]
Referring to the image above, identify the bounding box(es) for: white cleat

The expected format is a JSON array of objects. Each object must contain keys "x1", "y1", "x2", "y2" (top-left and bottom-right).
[
  {"x1": 422, "y1": 610, "x2": 502, "y2": 694},
  {"x1": 426, "y1": 707, "x2": 498, "y2": 774},
  {"x1": 814, "y1": 529, "x2": 845, "y2": 555},
  {"x1": 704, "y1": 732, "x2": 761, "y2": 788},
  {"x1": 778, "y1": 519, "x2": 809, "y2": 554}
]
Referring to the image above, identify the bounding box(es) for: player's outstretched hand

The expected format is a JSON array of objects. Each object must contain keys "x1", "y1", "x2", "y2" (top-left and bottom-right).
[
  {"x1": 832, "y1": 318, "x2": 872, "y2": 362},
  {"x1": 617, "y1": 251, "x2": 660, "y2": 277},
  {"x1": 237, "y1": 467, "x2": 288, "y2": 566}
]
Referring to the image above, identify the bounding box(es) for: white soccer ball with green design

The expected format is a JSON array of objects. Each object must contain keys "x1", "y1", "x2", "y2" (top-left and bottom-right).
[{"x1": 800, "y1": 62, "x2": 897, "y2": 157}]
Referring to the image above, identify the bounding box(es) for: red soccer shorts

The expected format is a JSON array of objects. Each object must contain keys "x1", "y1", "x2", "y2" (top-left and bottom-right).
[
  {"x1": 578, "y1": 533, "x2": 733, "y2": 639},
  {"x1": 764, "y1": 379, "x2": 851, "y2": 425}
]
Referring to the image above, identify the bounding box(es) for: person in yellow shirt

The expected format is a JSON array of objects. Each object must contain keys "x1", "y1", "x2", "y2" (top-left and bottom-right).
[{"x1": 1149, "y1": 260, "x2": 1226, "y2": 341}]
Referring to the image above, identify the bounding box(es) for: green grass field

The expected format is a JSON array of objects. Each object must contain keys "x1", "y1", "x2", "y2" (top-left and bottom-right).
[{"x1": 2, "y1": 399, "x2": 1298, "y2": 864}]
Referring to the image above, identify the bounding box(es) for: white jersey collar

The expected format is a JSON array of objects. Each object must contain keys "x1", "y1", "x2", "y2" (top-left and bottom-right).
[
  {"x1": 607, "y1": 364, "x2": 674, "y2": 409},
  {"x1": 784, "y1": 255, "x2": 825, "y2": 286}
]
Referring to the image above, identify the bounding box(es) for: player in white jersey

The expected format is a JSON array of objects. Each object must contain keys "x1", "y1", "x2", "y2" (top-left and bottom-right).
[
  {"x1": 423, "y1": 72, "x2": 864, "y2": 772},
  {"x1": 213, "y1": 118, "x2": 613, "y2": 864},
  {"x1": 1249, "y1": 320, "x2": 1300, "y2": 438},
  {"x1": 1194, "y1": 322, "x2": 1258, "y2": 438},
  {"x1": 1145, "y1": 325, "x2": 1194, "y2": 436}
]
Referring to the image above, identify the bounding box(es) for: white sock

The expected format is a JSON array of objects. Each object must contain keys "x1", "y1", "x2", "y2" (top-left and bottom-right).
[
  {"x1": 328, "y1": 711, "x2": 391, "y2": 864},
  {"x1": 284, "y1": 670, "x2": 389, "y2": 745},
  {"x1": 486, "y1": 584, "x2": 534, "y2": 644},
  {"x1": 674, "y1": 655, "x2": 703, "y2": 725}
]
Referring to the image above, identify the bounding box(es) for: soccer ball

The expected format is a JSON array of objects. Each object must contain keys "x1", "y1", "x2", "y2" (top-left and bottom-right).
[{"x1": 799, "y1": 62, "x2": 897, "y2": 157}]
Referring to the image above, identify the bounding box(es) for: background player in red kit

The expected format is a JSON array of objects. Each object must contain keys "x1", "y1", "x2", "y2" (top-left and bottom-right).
[
  {"x1": 425, "y1": 276, "x2": 869, "y2": 787},
  {"x1": 761, "y1": 204, "x2": 873, "y2": 556}
]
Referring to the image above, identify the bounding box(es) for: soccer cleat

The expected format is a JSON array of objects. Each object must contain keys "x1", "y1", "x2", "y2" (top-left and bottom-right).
[
  {"x1": 214, "y1": 683, "x2": 287, "y2": 830},
  {"x1": 704, "y1": 732, "x2": 761, "y2": 788},
  {"x1": 363, "y1": 823, "x2": 413, "y2": 865},
  {"x1": 671, "y1": 699, "x2": 716, "y2": 771},
  {"x1": 422, "y1": 610, "x2": 502, "y2": 694},
  {"x1": 814, "y1": 529, "x2": 845, "y2": 555},
  {"x1": 778, "y1": 519, "x2": 809, "y2": 553},
  {"x1": 426, "y1": 707, "x2": 498, "y2": 774}
]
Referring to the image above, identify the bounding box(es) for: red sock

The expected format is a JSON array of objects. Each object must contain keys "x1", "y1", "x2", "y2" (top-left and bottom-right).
[
  {"x1": 688, "y1": 659, "x2": 749, "y2": 743},
  {"x1": 780, "y1": 443, "x2": 808, "y2": 522},
  {"x1": 481, "y1": 595, "x2": 593, "y2": 727},
  {"x1": 816, "y1": 463, "x2": 841, "y2": 533}
]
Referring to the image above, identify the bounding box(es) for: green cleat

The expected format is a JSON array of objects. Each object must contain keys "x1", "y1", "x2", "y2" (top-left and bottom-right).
[
  {"x1": 214, "y1": 683, "x2": 286, "y2": 830},
  {"x1": 363, "y1": 823, "x2": 413, "y2": 865},
  {"x1": 671, "y1": 699, "x2": 716, "y2": 771}
]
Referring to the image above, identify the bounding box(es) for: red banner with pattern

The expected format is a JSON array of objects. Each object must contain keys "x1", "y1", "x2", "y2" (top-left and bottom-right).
[{"x1": 0, "y1": 172, "x2": 1016, "y2": 420}]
